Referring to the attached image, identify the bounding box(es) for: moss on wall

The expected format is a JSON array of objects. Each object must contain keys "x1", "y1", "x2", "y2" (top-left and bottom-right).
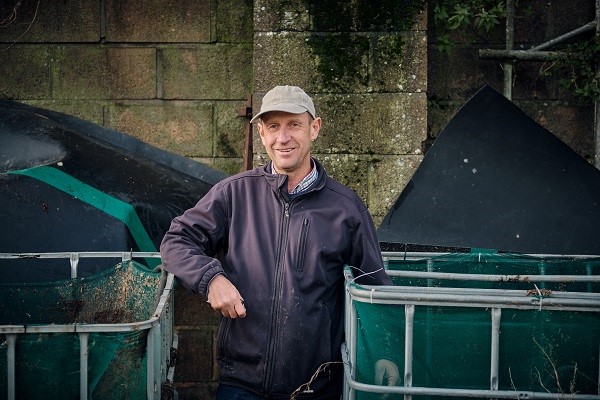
[{"x1": 303, "y1": 0, "x2": 426, "y2": 90}]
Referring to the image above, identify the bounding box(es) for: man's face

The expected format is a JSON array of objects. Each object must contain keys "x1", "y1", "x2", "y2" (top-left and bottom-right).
[{"x1": 258, "y1": 111, "x2": 321, "y2": 176}]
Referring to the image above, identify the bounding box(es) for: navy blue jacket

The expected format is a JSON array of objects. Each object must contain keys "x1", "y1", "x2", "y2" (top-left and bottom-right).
[{"x1": 160, "y1": 160, "x2": 391, "y2": 399}]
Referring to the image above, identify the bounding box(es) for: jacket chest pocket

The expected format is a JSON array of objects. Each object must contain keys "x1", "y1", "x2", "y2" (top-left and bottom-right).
[{"x1": 294, "y1": 218, "x2": 310, "y2": 272}]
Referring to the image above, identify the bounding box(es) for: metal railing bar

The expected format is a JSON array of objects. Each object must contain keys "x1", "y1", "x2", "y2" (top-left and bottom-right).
[
  {"x1": 344, "y1": 376, "x2": 600, "y2": 399},
  {"x1": 530, "y1": 21, "x2": 597, "y2": 51},
  {"x1": 381, "y1": 252, "x2": 600, "y2": 260},
  {"x1": 352, "y1": 284, "x2": 600, "y2": 300},
  {"x1": 385, "y1": 270, "x2": 600, "y2": 283},
  {"x1": 0, "y1": 251, "x2": 161, "y2": 259},
  {"x1": 347, "y1": 288, "x2": 600, "y2": 311}
]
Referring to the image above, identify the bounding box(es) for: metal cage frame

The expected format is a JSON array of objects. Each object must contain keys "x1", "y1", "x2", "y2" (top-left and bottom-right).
[
  {"x1": 343, "y1": 251, "x2": 600, "y2": 400},
  {"x1": 0, "y1": 251, "x2": 174, "y2": 400}
]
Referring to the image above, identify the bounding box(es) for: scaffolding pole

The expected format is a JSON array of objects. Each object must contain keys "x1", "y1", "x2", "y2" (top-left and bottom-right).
[
  {"x1": 595, "y1": 0, "x2": 600, "y2": 168},
  {"x1": 478, "y1": 0, "x2": 600, "y2": 169}
]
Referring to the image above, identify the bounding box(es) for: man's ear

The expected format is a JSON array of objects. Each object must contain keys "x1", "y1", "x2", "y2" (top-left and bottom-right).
[
  {"x1": 310, "y1": 117, "x2": 322, "y2": 141},
  {"x1": 257, "y1": 122, "x2": 267, "y2": 145}
]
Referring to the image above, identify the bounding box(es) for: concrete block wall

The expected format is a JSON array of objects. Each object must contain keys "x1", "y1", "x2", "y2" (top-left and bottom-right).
[
  {"x1": 0, "y1": 0, "x2": 253, "y2": 176},
  {"x1": 252, "y1": 0, "x2": 428, "y2": 224}
]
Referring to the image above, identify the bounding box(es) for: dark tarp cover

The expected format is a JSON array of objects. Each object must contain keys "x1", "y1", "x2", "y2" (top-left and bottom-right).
[
  {"x1": 377, "y1": 85, "x2": 600, "y2": 255},
  {"x1": 0, "y1": 100, "x2": 227, "y2": 281}
]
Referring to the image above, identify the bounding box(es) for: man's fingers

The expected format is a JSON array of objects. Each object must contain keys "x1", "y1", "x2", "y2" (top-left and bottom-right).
[
  {"x1": 234, "y1": 299, "x2": 247, "y2": 318},
  {"x1": 215, "y1": 298, "x2": 246, "y2": 319}
]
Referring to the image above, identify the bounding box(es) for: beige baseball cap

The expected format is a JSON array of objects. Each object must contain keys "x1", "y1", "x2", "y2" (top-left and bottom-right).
[{"x1": 250, "y1": 85, "x2": 316, "y2": 123}]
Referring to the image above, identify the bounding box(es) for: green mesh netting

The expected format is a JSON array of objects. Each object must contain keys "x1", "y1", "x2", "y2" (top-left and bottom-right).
[
  {"x1": 351, "y1": 252, "x2": 600, "y2": 400},
  {"x1": 0, "y1": 260, "x2": 163, "y2": 400}
]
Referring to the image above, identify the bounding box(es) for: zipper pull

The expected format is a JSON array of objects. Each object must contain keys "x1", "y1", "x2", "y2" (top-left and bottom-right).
[{"x1": 284, "y1": 203, "x2": 289, "y2": 218}]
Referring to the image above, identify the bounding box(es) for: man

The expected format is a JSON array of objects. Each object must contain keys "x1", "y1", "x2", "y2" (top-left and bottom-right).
[{"x1": 160, "y1": 85, "x2": 392, "y2": 399}]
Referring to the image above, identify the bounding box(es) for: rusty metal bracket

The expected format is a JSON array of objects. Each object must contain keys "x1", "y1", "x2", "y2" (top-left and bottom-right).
[{"x1": 237, "y1": 94, "x2": 253, "y2": 172}]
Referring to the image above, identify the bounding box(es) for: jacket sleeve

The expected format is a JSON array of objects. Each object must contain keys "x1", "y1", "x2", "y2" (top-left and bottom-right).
[
  {"x1": 160, "y1": 182, "x2": 229, "y2": 296},
  {"x1": 348, "y1": 208, "x2": 393, "y2": 286}
]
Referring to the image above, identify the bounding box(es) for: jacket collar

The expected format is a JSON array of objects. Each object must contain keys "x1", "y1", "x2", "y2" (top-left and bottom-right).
[{"x1": 261, "y1": 159, "x2": 327, "y2": 199}]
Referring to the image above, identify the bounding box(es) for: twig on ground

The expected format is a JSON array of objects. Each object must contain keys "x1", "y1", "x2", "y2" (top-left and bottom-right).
[{"x1": 290, "y1": 361, "x2": 342, "y2": 400}]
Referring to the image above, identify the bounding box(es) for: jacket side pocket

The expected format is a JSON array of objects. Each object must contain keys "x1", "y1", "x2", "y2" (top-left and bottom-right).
[{"x1": 295, "y1": 218, "x2": 310, "y2": 271}]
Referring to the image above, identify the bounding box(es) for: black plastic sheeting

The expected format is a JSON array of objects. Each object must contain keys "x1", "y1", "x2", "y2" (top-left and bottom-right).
[
  {"x1": 0, "y1": 100, "x2": 227, "y2": 281},
  {"x1": 378, "y1": 85, "x2": 600, "y2": 255}
]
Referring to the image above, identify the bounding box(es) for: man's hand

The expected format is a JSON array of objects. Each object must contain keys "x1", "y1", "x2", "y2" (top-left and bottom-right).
[{"x1": 206, "y1": 274, "x2": 247, "y2": 318}]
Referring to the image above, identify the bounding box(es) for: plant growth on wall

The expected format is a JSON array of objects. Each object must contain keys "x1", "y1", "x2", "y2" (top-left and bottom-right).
[{"x1": 431, "y1": 0, "x2": 599, "y2": 101}]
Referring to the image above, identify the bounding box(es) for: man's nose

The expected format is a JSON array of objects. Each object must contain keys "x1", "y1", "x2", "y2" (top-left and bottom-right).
[{"x1": 276, "y1": 128, "x2": 291, "y2": 142}]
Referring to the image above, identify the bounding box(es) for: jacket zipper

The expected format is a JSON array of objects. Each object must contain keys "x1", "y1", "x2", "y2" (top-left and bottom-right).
[{"x1": 263, "y1": 200, "x2": 290, "y2": 393}]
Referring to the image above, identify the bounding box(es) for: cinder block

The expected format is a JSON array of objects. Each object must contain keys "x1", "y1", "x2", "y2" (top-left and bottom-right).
[
  {"x1": 316, "y1": 154, "x2": 369, "y2": 206},
  {"x1": 106, "y1": 101, "x2": 214, "y2": 157},
  {"x1": 214, "y1": 101, "x2": 246, "y2": 158},
  {"x1": 517, "y1": 101, "x2": 594, "y2": 160},
  {"x1": 368, "y1": 155, "x2": 422, "y2": 225},
  {"x1": 513, "y1": 0, "x2": 595, "y2": 44},
  {"x1": 193, "y1": 157, "x2": 243, "y2": 176},
  {"x1": 174, "y1": 285, "x2": 219, "y2": 327},
  {"x1": 174, "y1": 327, "x2": 215, "y2": 382},
  {"x1": 161, "y1": 45, "x2": 252, "y2": 100},
  {"x1": 512, "y1": 60, "x2": 574, "y2": 101},
  {"x1": 427, "y1": 45, "x2": 503, "y2": 100},
  {"x1": 257, "y1": 0, "x2": 425, "y2": 32},
  {"x1": 314, "y1": 92, "x2": 427, "y2": 155},
  {"x1": 52, "y1": 46, "x2": 156, "y2": 100},
  {"x1": 25, "y1": 100, "x2": 105, "y2": 125},
  {"x1": 253, "y1": 0, "x2": 311, "y2": 32},
  {"x1": 372, "y1": 32, "x2": 427, "y2": 93},
  {"x1": 0, "y1": 0, "x2": 98, "y2": 42},
  {"x1": 0, "y1": 46, "x2": 50, "y2": 99},
  {"x1": 216, "y1": 0, "x2": 253, "y2": 42},
  {"x1": 105, "y1": 0, "x2": 212, "y2": 42},
  {"x1": 426, "y1": 99, "x2": 462, "y2": 141},
  {"x1": 253, "y1": 32, "x2": 329, "y2": 93}
]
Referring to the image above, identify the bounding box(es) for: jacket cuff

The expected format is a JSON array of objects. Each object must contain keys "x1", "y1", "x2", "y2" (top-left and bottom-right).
[{"x1": 198, "y1": 260, "x2": 225, "y2": 297}]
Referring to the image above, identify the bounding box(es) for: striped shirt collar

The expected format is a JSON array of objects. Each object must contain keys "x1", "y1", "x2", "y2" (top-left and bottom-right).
[{"x1": 271, "y1": 159, "x2": 318, "y2": 195}]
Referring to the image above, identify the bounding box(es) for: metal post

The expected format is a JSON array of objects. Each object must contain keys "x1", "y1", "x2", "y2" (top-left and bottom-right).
[
  {"x1": 490, "y1": 308, "x2": 502, "y2": 391},
  {"x1": 6, "y1": 334, "x2": 17, "y2": 400},
  {"x1": 503, "y1": 0, "x2": 515, "y2": 100},
  {"x1": 154, "y1": 323, "x2": 161, "y2": 400},
  {"x1": 595, "y1": 0, "x2": 600, "y2": 168},
  {"x1": 344, "y1": 282, "x2": 352, "y2": 400},
  {"x1": 347, "y1": 288, "x2": 358, "y2": 400},
  {"x1": 404, "y1": 305, "x2": 415, "y2": 400},
  {"x1": 79, "y1": 332, "x2": 89, "y2": 400},
  {"x1": 70, "y1": 252, "x2": 80, "y2": 279},
  {"x1": 238, "y1": 95, "x2": 254, "y2": 172},
  {"x1": 147, "y1": 325, "x2": 158, "y2": 400}
]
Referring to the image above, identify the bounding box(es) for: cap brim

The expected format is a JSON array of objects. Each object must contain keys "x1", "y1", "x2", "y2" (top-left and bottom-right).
[{"x1": 250, "y1": 104, "x2": 313, "y2": 123}]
